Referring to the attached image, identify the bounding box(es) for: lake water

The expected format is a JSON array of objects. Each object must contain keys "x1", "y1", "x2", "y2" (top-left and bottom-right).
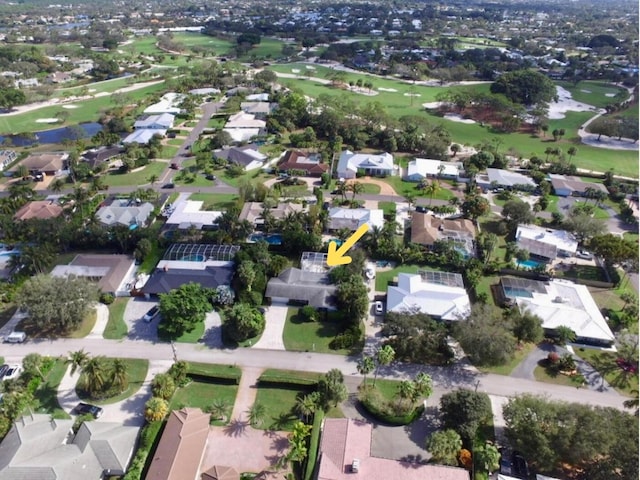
[{"x1": 0, "y1": 122, "x2": 103, "y2": 147}]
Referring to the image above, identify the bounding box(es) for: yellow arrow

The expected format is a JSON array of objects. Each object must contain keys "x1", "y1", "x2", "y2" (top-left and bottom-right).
[{"x1": 327, "y1": 223, "x2": 369, "y2": 266}]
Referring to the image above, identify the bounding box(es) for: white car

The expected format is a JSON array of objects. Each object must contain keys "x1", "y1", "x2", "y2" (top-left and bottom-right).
[
  {"x1": 2, "y1": 365, "x2": 21, "y2": 381},
  {"x1": 576, "y1": 250, "x2": 593, "y2": 260},
  {"x1": 375, "y1": 301, "x2": 384, "y2": 315}
]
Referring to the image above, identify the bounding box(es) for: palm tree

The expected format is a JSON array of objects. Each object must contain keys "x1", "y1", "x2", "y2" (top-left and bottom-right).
[
  {"x1": 373, "y1": 345, "x2": 395, "y2": 386},
  {"x1": 247, "y1": 402, "x2": 266, "y2": 427},
  {"x1": 567, "y1": 146, "x2": 577, "y2": 162},
  {"x1": 295, "y1": 392, "x2": 319, "y2": 423},
  {"x1": 90, "y1": 176, "x2": 107, "y2": 194},
  {"x1": 151, "y1": 373, "x2": 176, "y2": 400},
  {"x1": 67, "y1": 349, "x2": 89, "y2": 376},
  {"x1": 145, "y1": 397, "x2": 169, "y2": 422},
  {"x1": 208, "y1": 398, "x2": 232, "y2": 423},
  {"x1": 365, "y1": 225, "x2": 382, "y2": 252},
  {"x1": 80, "y1": 356, "x2": 107, "y2": 398},
  {"x1": 335, "y1": 182, "x2": 348, "y2": 203},
  {"x1": 148, "y1": 174, "x2": 159, "y2": 186},
  {"x1": 623, "y1": 389, "x2": 639, "y2": 416},
  {"x1": 348, "y1": 181, "x2": 364, "y2": 203},
  {"x1": 16, "y1": 164, "x2": 29, "y2": 181},
  {"x1": 111, "y1": 359, "x2": 129, "y2": 392},
  {"x1": 356, "y1": 355, "x2": 375, "y2": 386},
  {"x1": 397, "y1": 380, "x2": 416, "y2": 400},
  {"x1": 424, "y1": 180, "x2": 441, "y2": 206},
  {"x1": 555, "y1": 325, "x2": 576, "y2": 345},
  {"x1": 426, "y1": 429, "x2": 463, "y2": 466},
  {"x1": 50, "y1": 178, "x2": 66, "y2": 193},
  {"x1": 450, "y1": 144, "x2": 461, "y2": 157}
]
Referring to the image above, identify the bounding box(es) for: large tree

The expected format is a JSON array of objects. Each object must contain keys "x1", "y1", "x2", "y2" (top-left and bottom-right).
[
  {"x1": 501, "y1": 198, "x2": 534, "y2": 231},
  {"x1": 222, "y1": 302, "x2": 265, "y2": 343},
  {"x1": 158, "y1": 282, "x2": 212, "y2": 339},
  {"x1": 426, "y1": 429, "x2": 463, "y2": 466},
  {"x1": 510, "y1": 308, "x2": 544, "y2": 344},
  {"x1": 335, "y1": 275, "x2": 369, "y2": 325},
  {"x1": 318, "y1": 368, "x2": 348, "y2": 409},
  {"x1": 490, "y1": 70, "x2": 557, "y2": 106},
  {"x1": 589, "y1": 234, "x2": 638, "y2": 266},
  {"x1": 563, "y1": 209, "x2": 606, "y2": 243},
  {"x1": 440, "y1": 389, "x2": 493, "y2": 446},
  {"x1": 17, "y1": 275, "x2": 99, "y2": 334}
]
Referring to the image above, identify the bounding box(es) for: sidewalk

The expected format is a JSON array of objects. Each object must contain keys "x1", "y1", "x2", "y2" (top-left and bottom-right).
[
  {"x1": 229, "y1": 366, "x2": 264, "y2": 423},
  {"x1": 86, "y1": 303, "x2": 109, "y2": 339}
]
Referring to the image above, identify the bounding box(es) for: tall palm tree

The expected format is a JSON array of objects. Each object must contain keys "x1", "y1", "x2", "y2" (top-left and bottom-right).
[
  {"x1": 148, "y1": 174, "x2": 159, "y2": 186},
  {"x1": 247, "y1": 402, "x2": 266, "y2": 427},
  {"x1": 357, "y1": 355, "x2": 375, "y2": 387},
  {"x1": 81, "y1": 356, "x2": 107, "y2": 397},
  {"x1": 208, "y1": 398, "x2": 232, "y2": 423},
  {"x1": 295, "y1": 392, "x2": 319, "y2": 423},
  {"x1": 111, "y1": 359, "x2": 129, "y2": 392},
  {"x1": 348, "y1": 181, "x2": 364, "y2": 203},
  {"x1": 425, "y1": 180, "x2": 441, "y2": 206},
  {"x1": 50, "y1": 178, "x2": 66, "y2": 193},
  {"x1": 68, "y1": 350, "x2": 88, "y2": 375}
]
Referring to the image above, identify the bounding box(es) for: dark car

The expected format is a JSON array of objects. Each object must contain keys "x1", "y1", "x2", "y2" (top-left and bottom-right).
[
  {"x1": 170, "y1": 163, "x2": 180, "y2": 170},
  {"x1": 0, "y1": 364, "x2": 8, "y2": 379},
  {"x1": 415, "y1": 205, "x2": 428, "y2": 213},
  {"x1": 205, "y1": 174, "x2": 217, "y2": 181},
  {"x1": 511, "y1": 451, "x2": 530, "y2": 479},
  {"x1": 162, "y1": 182, "x2": 175, "y2": 189},
  {"x1": 143, "y1": 305, "x2": 160, "y2": 323},
  {"x1": 74, "y1": 402, "x2": 103, "y2": 418}
]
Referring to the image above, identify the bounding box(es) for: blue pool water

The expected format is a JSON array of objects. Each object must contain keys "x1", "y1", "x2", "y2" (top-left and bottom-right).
[
  {"x1": 180, "y1": 254, "x2": 205, "y2": 261},
  {"x1": 516, "y1": 259, "x2": 545, "y2": 270},
  {"x1": 330, "y1": 238, "x2": 344, "y2": 247},
  {"x1": 247, "y1": 233, "x2": 283, "y2": 245},
  {"x1": 503, "y1": 287, "x2": 534, "y2": 299},
  {"x1": 0, "y1": 250, "x2": 19, "y2": 256}
]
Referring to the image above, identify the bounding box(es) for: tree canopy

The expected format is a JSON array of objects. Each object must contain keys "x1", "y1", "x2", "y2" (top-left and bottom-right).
[
  {"x1": 158, "y1": 282, "x2": 212, "y2": 338},
  {"x1": 17, "y1": 274, "x2": 99, "y2": 334},
  {"x1": 490, "y1": 70, "x2": 557, "y2": 106},
  {"x1": 440, "y1": 389, "x2": 493, "y2": 446},
  {"x1": 222, "y1": 302, "x2": 265, "y2": 343}
]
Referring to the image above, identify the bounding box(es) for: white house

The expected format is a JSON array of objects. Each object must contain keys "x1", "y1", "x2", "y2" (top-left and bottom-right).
[
  {"x1": 406, "y1": 158, "x2": 461, "y2": 181},
  {"x1": 516, "y1": 224, "x2": 578, "y2": 260},
  {"x1": 133, "y1": 113, "x2": 175, "y2": 130},
  {"x1": 477, "y1": 168, "x2": 536, "y2": 190},
  {"x1": 337, "y1": 150, "x2": 395, "y2": 179},
  {"x1": 165, "y1": 200, "x2": 222, "y2": 230},
  {"x1": 327, "y1": 207, "x2": 384, "y2": 232},
  {"x1": 387, "y1": 271, "x2": 471, "y2": 321},
  {"x1": 122, "y1": 129, "x2": 165, "y2": 144},
  {"x1": 144, "y1": 92, "x2": 185, "y2": 115},
  {"x1": 223, "y1": 111, "x2": 266, "y2": 142}
]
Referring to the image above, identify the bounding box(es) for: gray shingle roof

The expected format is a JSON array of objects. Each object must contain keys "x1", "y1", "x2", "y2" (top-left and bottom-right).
[{"x1": 265, "y1": 268, "x2": 336, "y2": 308}]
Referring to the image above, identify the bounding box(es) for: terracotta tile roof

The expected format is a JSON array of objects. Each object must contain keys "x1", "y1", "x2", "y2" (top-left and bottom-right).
[
  {"x1": 410, "y1": 212, "x2": 475, "y2": 246},
  {"x1": 13, "y1": 201, "x2": 63, "y2": 221},
  {"x1": 277, "y1": 150, "x2": 329, "y2": 176},
  {"x1": 147, "y1": 408, "x2": 210, "y2": 480}
]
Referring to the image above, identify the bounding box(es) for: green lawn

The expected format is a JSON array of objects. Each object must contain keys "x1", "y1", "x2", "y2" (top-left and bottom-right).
[
  {"x1": 588, "y1": 271, "x2": 636, "y2": 311},
  {"x1": 161, "y1": 146, "x2": 179, "y2": 158},
  {"x1": 238, "y1": 38, "x2": 287, "y2": 61},
  {"x1": 33, "y1": 358, "x2": 70, "y2": 419},
  {"x1": 282, "y1": 307, "x2": 360, "y2": 355},
  {"x1": 556, "y1": 264, "x2": 608, "y2": 282},
  {"x1": 573, "y1": 347, "x2": 638, "y2": 396},
  {"x1": 253, "y1": 383, "x2": 312, "y2": 431},
  {"x1": 533, "y1": 365, "x2": 583, "y2": 388},
  {"x1": 102, "y1": 161, "x2": 167, "y2": 187},
  {"x1": 359, "y1": 183, "x2": 381, "y2": 194},
  {"x1": 138, "y1": 239, "x2": 165, "y2": 274},
  {"x1": 67, "y1": 309, "x2": 97, "y2": 338},
  {"x1": 188, "y1": 192, "x2": 240, "y2": 210},
  {"x1": 104, "y1": 298, "x2": 128, "y2": 340},
  {"x1": 187, "y1": 362, "x2": 242, "y2": 379},
  {"x1": 173, "y1": 321, "x2": 205, "y2": 343},
  {"x1": 557, "y1": 81, "x2": 630, "y2": 109},
  {"x1": 475, "y1": 275, "x2": 500, "y2": 305},
  {"x1": 172, "y1": 32, "x2": 234, "y2": 54},
  {"x1": 378, "y1": 201, "x2": 396, "y2": 216},
  {"x1": 167, "y1": 138, "x2": 184, "y2": 146},
  {"x1": 367, "y1": 378, "x2": 403, "y2": 402},
  {"x1": 378, "y1": 176, "x2": 456, "y2": 200},
  {"x1": 477, "y1": 343, "x2": 537, "y2": 376},
  {"x1": 77, "y1": 359, "x2": 149, "y2": 405},
  {"x1": 170, "y1": 379, "x2": 239, "y2": 425},
  {"x1": 375, "y1": 264, "x2": 422, "y2": 291},
  {"x1": 17, "y1": 307, "x2": 96, "y2": 339}
]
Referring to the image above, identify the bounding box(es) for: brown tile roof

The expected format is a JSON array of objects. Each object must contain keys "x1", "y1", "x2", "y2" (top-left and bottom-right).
[
  {"x1": 13, "y1": 200, "x2": 63, "y2": 221},
  {"x1": 11, "y1": 153, "x2": 67, "y2": 173},
  {"x1": 147, "y1": 408, "x2": 210, "y2": 480},
  {"x1": 69, "y1": 254, "x2": 135, "y2": 293},
  {"x1": 318, "y1": 418, "x2": 469, "y2": 480},
  {"x1": 238, "y1": 202, "x2": 305, "y2": 224},
  {"x1": 410, "y1": 212, "x2": 475, "y2": 246},
  {"x1": 277, "y1": 150, "x2": 329, "y2": 176},
  {"x1": 201, "y1": 465, "x2": 240, "y2": 480}
]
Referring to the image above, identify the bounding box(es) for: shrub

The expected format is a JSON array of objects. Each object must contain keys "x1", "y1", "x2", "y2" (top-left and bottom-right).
[
  {"x1": 358, "y1": 385, "x2": 422, "y2": 425},
  {"x1": 151, "y1": 373, "x2": 176, "y2": 400},
  {"x1": 26, "y1": 377, "x2": 41, "y2": 394},
  {"x1": 547, "y1": 352, "x2": 560, "y2": 364},
  {"x1": 329, "y1": 326, "x2": 361, "y2": 350},
  {"x1": 299, "y1": 305, "x2": 318, "y2": 322},
  {"x1": 100, "y1": 293, "x2": 115, "y2": 305}
]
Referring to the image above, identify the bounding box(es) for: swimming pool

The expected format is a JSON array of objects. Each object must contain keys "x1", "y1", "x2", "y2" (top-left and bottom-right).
[
  {"x1": 247, "y1": 233, "x2": 283, "y2": 245},
  {"x1": 180, "y1": 254, "x2": 206, "y2": 261},
  {"x1": 503, "y1": 286, "x2": 534, "y2": 299},
  {"x1": 516, "y1": 259, "x2": 545, "y2": 270}
]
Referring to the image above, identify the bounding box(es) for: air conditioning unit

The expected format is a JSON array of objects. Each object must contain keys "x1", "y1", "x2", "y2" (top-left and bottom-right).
[{"x1": 351, "y1": 459, "x2": 360, "y2": 473}]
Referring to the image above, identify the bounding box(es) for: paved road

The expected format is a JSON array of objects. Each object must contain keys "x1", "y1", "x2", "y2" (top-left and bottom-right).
[{"x1": 2, "y1": 337, "x2": 626, "y2": 410}]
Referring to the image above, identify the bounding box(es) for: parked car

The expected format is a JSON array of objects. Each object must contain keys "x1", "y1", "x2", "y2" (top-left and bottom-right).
[
  {"x1": 4, "y1": 331, "x2": 26, "y2": 343},
  {"x1": 576, "y1": 250, "x2": 593, "y2": 260},
  {"x1": 0, "y1": 364, "x2": 8, "y2": 379},
  {"x1": 169, "y1": 163, "x2": 180, "y2": 170},
  {"x1": 2, "y1": 365, "x2": 21, "y2": 381},
  {"x1": 143, "y1": 305, "x2": 160, "y2": 323},
  {"x1": 74, "y1": 402, "x2": 104, "y2": 418},
  {"x1": 375, "y1": 301, "x2": 384, "y2": 315},
  {"x1": 162, "y1": 182, "x2": 175, "y2": 189},
  {"x1": 511, "y1": 451, "x2": 530, "y2": 479},
  {"x1": 205, "y1": 174, "x2": 217, "y2": 181}
]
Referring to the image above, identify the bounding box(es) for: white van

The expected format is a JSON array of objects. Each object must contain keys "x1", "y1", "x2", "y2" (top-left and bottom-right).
[{"x1": 4, "y1": 331, "x2": 26, "y2": 343}]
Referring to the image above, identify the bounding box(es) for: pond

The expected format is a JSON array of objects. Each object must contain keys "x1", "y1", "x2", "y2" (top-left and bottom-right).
[{"x1": 0, "y1": 122, "x2": 103, "y2": 147}]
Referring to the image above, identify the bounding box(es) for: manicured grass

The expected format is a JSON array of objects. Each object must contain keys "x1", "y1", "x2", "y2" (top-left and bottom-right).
[
  {"x1": 167, "y1": 138, "x2": 184, "y2": 146},
  {"x1": 375, "y1": 264, "x2": 422, "y2": 291},
  {"x1": 359, "y1": 183, "x2": 381, "y2": 194},
  {"x1": 170, "y1": 380, "x2": 238, "y2": 425},
  {"x1": 161, "y1": 146, "x2": 179, "y2": 158},
  {"x1": 173, "y1": 321, "x2": 205, "y2": 343},
  {"x1": 478, "y1": 216, "x2": 508, "y2": 263},
  {"x1": 188, "y1": 192, "x2": 240, "y2": 210},
  {"x1": 282, "y1": 307, "x2": 360, "y2": 355},
  {"x1": 253, "y1": 383, "x2": 312, "y2": 431},
  {"x1": 378, "y1": 176, "x2": 456, "y2": 200},
  {"x1": 187, "y1": 362, "x2": 242, "y2": 379},
  {"x1": 102, "y1": 161, "x2": 167, "y2": 187},
  {"x1": 33, "y1": 358, "x2": 71, "y2": 418},
  {"x1": 475, "y1": 275, "x2": 500, "y2": 305},
  {"x1": 67, "y1": 308, "x2": 97, "y2": 338},
  {"x1": 378, "y1": 201, "x2": 396, "y2": 216},
  {"x1": 172, "y1": 32, "x2": 234, "y2": 54},
  {"x1": 623, "y1": 232, "x2": 639, "y2": 244},
  {"x1": 238, "y1": 38, "x2": 287, "y2": 61},
  {"x1": 533, "y1": 365, "x2": 582, "y2": 387},
  {"x1": 366, "y1": 378, "x2": 403, "y2": 401},
  {"x1": 78, "y1": 359, "x2": 149, "y2": 405},
  {"x1": 476, "y1": 342, "x2": 536, "y2": 376},
  {"x1": 138, "y1": 240, "x2": 165, "y2": 274},
  {"x1": 557, "y1": 81, "x2": 630, "y2": 108},
  {"x1": 574, "y1": 347, "x2": 638, "y2": 396},
  {"x1": 588, "y1": 270, "x2": 637, "y2": 311},
  {"x1": 556, "y1": 264, "x2": 608, "y2": 282},
  {"x1": 104, "y1": 298, "x2": 128, "y2": 340},
  {"x1": 207, "y1": 117, "x2": 226, "y2": 129}
]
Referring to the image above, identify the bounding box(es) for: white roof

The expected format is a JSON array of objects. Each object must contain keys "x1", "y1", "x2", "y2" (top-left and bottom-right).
[
  {"x1": 387, "y1": 273, "x2": 470, "y2": 320},
  {"x1": 246, "y1": 93, "x2": 269, "y2": 101},
  {"x1": 224, "y1": 111, "x2": 266, "y2": 129},
  {"x1": 407, "y1": 158, "x2": 460, "y2": 178},
  {"x1": 516, "y1": 224, "x2": 578, "y2": 254},
  {"x1": 165, "y1": 200, "x2": 222, "y2": 229},
  {"x1": 337, "y1": 150, "x2": 394, "y2": 174},
  {"x1": 143, "y1": 92, "x2": 185, "y2": 114},
  {"x1": 122, "y1": 129, "x2": 166, "y2": 144},
  {"x1": 223, "y1": 127, "x2": 262, "y2": 142},
  {"x1": 134, "y1": 113, "x2": 175, "y2": 129},
  {"x1": 515, "y1": 279, "x2": 614, "y2": 343},
  {"x1": 487, "y1": 168, "x2": 535, "y2": 187},
  {"x1": 328, "y1": 207, "x2": 384, "y2": 231}
]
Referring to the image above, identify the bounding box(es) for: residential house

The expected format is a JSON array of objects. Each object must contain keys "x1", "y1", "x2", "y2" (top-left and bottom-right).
[
  {"x1": 500, "y1": 277, "x2": 615, "y2": 347},
  {"x1": 95, "y1": 198, "x2": 154, "y2": 228},
  {"x1": 10, "y1": 152, "x2": 68, "y2": 176},
  {"x1": 337, "y1": 150, "x2": 395, "y2": 179},
  {"x1": 213, "y1": 144, "x2": 267, "y2": 171},
  {"x1": 225, "y1": 86, "x2": 250, "y2": 97},
  {"x1": 240, "y1": 102, "x2": 277, "y2": 119},
  {"x1": 0, "y1": 413, "x2": 139, "y2": 479},
  {"x1": 14, "y1": 200, "x2": 64, "y2": 221},
  {"x1": 246, "y1": 93, "x2": 269, "y2": 101},
  {"x1": 165, "y1": 199, "x2": 222, "y2": 231},
  {"x1": 50, "y1": 254, "x2": 136, "y2": 296},
  {"x1": 548, "y1": 174, "x2": 609, "y2": 197},
  {"x1": 410, "y1": 212, "x2": 476, "y2": 257},
  {"x1": 134, "y1": 113, "x2": 175, "y2": 130},
  {"x1": 144, "y1": 92, "x2": 185, "y2": 115},
  {"x1": 0, "y1": 150, "x2": 16, "y2": 171},
  {"x1": 476, "y1": 168, "x2": 536, "y2": 191},
  {"x1": 327, "y1": 207, "x2": 384, "y2": 232},
  {"x1": 14, "y1": 77, "x2": 39, "y2": 88},
  {"x1": 265, "y1": 267, "x2": 336, "y2": 309},
  {"x1": 46, "y1": 71, "x2": 73, "y2": 83},
  {"x1": 223, "y1": 112, "x2": 266, "y2": 142},
  {"x1": 405, "y1": 158, "x2": 461, "y2": 181},
  {"x1": 81, "y1": 146, "x2": 125, "y2": 168},
  {"x1": 277, "y1": 150, "x2": 329, "y2": 177},
  {"x1": 515, "y1": 224, "x2": 578, "y2": 261},
  {"x1": 239, "y1": 202, "x2": 305, "y2": 230},
  {"x1": 189, "y1": 88, "x2": 221, "y2": 96},
  {"x1": 387, "y1": 271, "x2": 471, "y2": 321},
  {"x1": 317, "y1": 418, "x2": 470, "y2": 480},
  {"x1": 123, "y1": 129, "x2": 165, "y2": 145},
  {"x1": 146, "y1": 408, "x2": 210, "y2": 480},
  {"x1": 142, "y1": 244, "x2": 239, "y2": 296}
]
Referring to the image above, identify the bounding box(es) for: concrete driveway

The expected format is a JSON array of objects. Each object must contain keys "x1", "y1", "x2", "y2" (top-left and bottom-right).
[
  {"x1": 124, "y1": 297, "x2": 159, "y2": 341},
  {"x1": 252, "y1": 305, "x2": 287, "y2": 350},
  {"x1": 201, "y1": 310, "x2": 223, "y2": 348}
]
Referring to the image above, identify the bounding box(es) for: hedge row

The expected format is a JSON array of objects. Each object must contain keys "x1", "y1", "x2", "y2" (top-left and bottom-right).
[
  {"x1": 186, "y1": 363, "x2": 242, "y2": 384},
  {"x1": 257, "y1": 371, "x2": 319, "y2": 388},
  {"x1": 304, "y1": 410, "x2": 325, "y2": 480},
  {"x1": 123, "y1": 420, "x2": 164, "y2": 480},
  {"x1": 360, "y1": 398, "x2": 424, "y2": 426},
  {"x1": 186, "y1": 372, "x2": 240, "y2": 385}
]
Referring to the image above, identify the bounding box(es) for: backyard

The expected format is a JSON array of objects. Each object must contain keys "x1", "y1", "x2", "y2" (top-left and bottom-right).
[{"x1": 375, "y1": 264, "x2": 422, "y2": 291}]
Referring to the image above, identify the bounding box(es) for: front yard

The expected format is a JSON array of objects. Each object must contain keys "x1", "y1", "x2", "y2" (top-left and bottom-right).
[
  {"x1": 76, "y1": 358, "x2": 149, "y2": 405},
  {"x1": 104, "y1": 298, "x2": 128, "y2": 339},
  {"x1": 574, "y1": 348, "x2": 638, "y2": 396}
]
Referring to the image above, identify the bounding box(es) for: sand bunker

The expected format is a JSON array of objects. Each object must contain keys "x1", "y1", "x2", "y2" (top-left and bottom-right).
[
  {"x1": 378, "y1": 87, "x2": 398, "y2": 92},
  {"x1": 291, "y1": 69, "x2": 301, "y2": 73},
  {"x1": 36, "y1": 118, "x2": 60, "y2": 123},
  {"x1": 422, "y1": 101, "x2": 443, "y2": 109},
  {"x1": 580, "y1": 89, "x2": 592, "y2": 93},
  {"x1": 305, "y1": 65, "x2": 316, "y2": 70},
  {"x1": 548, "y1": 86, "x2": 598, "y2": 120},
  {"x1": 581, "y1": 134, "x2": 638, "y2": 151},
  {"x1": 605, "y1": 93, "x2": 616, "y2": 97},
  {"x1": 404, "y1": 93, "x2": 421, "y2": 97},
  {"x1": 62, "y1": 105, "x2": 78, "y2": 109},
  {"x1": 444, "y1": 114, "x2": 476, "y2": 124}
]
